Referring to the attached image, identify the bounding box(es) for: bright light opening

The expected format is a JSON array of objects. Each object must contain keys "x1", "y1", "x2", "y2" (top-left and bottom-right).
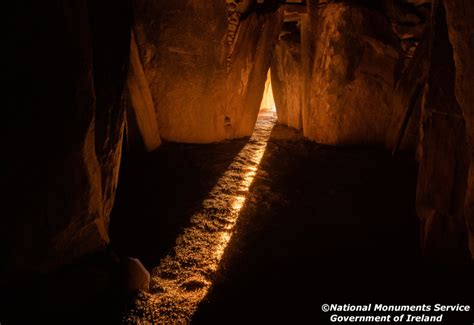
[{"x1": 260, "y1": 69, "x2": 276, "y2": 112}]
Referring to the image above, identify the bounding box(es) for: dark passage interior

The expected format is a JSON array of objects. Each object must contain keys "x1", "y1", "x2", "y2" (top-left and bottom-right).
[
  {"x1": 2, "y1": 0, "x2": 474, "y2": 324},
  {"x1": 114, "y1": 113, "x2": 425, "y2": 323}
]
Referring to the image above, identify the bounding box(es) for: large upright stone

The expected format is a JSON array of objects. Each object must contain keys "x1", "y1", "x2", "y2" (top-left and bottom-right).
[
  {"x1": 272, "y1": 35, "x2": 303, "y2": 130},
  {"x1": 306, "y1": 3, "x2": 402, "y2": 145},
  {"x1": 226, "y1": 7, "x2": 283, "y2": 138},
  {"x1": 386, "y1": 36, "x2": 430, "y2": 152},
  {"x1": 132, "y1": 1, "x2": 228, "y2": 143},
  {"x1": 416, "y1": 0, "x2": 471, "y2": 263},
  {"x1": 444, "y1": 0, "x2": 474, "y2": 259},
  {"x1": 132, "y1": 0, "x2": 282, "y2": 143},
  {"x1": 127, "y1": 30, "x2": 162, "y2": 152},
  {"x1": 2, "y1": 0, "x2": 131, "y2": 281}
]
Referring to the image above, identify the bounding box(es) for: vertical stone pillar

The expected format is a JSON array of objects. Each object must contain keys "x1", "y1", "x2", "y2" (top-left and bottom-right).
[
  {"x1": 444, "y1": 0, "x2": 474, "y2": 259},
  {"x1": 416, "y1": 0, "x2": 471, "y2": 263},
  {"x1": 300, "y1": 12, "x2": 311, "y2": 135}
]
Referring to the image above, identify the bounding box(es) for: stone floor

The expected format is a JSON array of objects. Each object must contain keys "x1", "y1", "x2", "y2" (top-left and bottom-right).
[{"x1": 110, "y1": 109, "x2": 474, "y2": 324}]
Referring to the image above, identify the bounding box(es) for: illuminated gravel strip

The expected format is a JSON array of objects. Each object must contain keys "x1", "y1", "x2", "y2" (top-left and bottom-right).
[{"x1": 124, "y1": 110, "x2": 276, "y2": 324}]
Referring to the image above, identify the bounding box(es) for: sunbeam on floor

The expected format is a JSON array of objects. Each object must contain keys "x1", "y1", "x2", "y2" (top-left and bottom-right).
[{"x1": 123, "y1": 109, "x2": 276, "y2": 323}]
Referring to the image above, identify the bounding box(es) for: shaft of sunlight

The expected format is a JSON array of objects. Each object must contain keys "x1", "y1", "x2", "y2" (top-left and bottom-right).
[{"x1": 138, "y1": 109, "x2": 276, "y2": 323}]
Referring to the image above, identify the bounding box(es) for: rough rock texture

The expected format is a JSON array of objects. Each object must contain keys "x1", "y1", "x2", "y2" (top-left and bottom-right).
[
  {"x1": 132, "y1": 1, "x2": 227, "y2": 143},
  {"x1": 444, "y1": 0, "x2": 474, "y2": 258},
  {"x1": 127, "y1": 31, "x2": 161, "y2": 152},
  {"x1": 226, "y1": 0, "x2": 254, "y2": 72},
  {"x1": 386, "y1": 0, "x2": 431, "y2": 62},
  {"x1": 2, "y1": 0, "x2": 131, "y2": 281},
  {"x1": 301, "y1": 12, "x2": 312, "y2": 138},
  {"x1": 386, "y1": 35, "x2": 430, "y2": 152},
  {"x1": 416, "y1": 0, "x2": 471, "y2": 262},
  {"x1": 132, "y1": 0, "x2": 282, "y2": 143},
  {"x1": 225, "y1": 7, "x2": 283, "y2": 138},
  {"x1": 306, "y1": 3, "x2": 403, "y2": 145},
  {"x1": 272, "y1": 34, "x2": 303, "y2": 129}
]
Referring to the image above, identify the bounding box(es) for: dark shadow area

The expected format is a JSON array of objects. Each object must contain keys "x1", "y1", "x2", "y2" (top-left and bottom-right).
[
  {"x1": 192, "y1": 124, "x2": 474, "y2": 324},
  {"x1": 109, "y1": 139, "x2": 248, "y2": 269},
  {"x1": 0, "y1": 250, "x2": 124, "y2": 325}
]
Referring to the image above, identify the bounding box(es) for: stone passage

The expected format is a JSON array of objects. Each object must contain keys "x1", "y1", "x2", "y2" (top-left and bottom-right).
[{"x1": 3, "y1": 1, "x2": 474, "y2": 323}]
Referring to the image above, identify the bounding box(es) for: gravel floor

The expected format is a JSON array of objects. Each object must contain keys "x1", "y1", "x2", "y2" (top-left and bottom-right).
[{"x1": 111, "y1": 109, "x2": 474, "y2": 324}]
